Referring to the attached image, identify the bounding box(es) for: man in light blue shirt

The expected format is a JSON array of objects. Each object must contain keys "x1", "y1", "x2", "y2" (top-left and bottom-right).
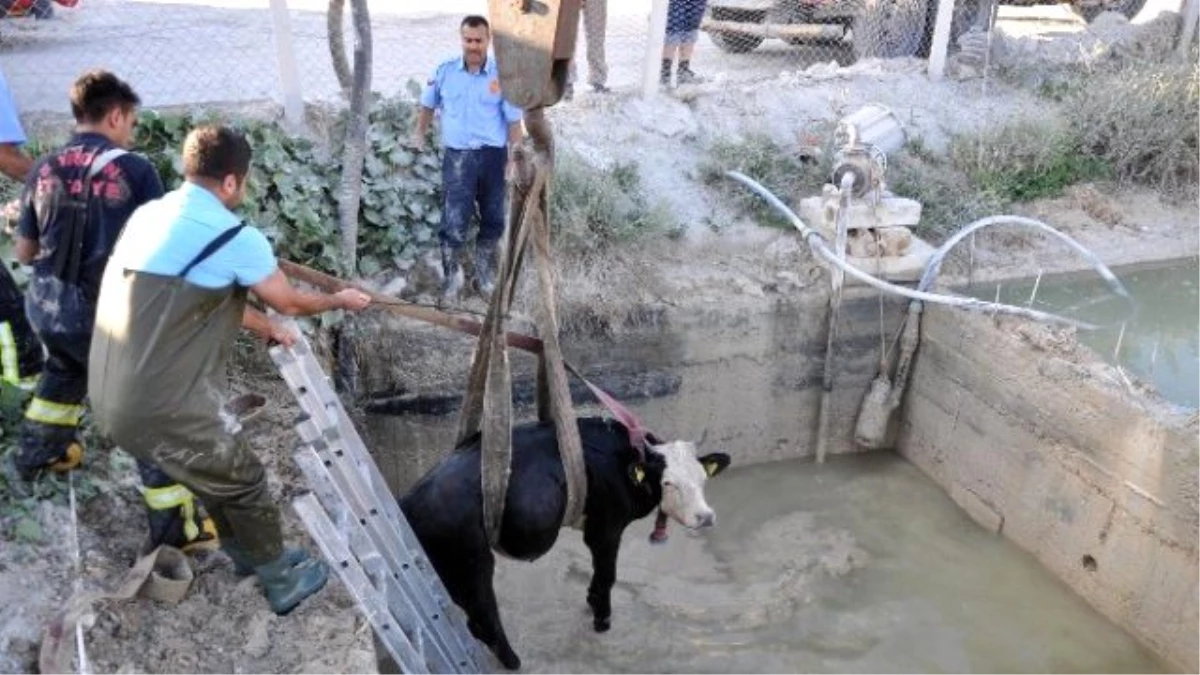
[
  {"x1": 0, "y1": 67, "x2": 33, "y2": 182},
  {"x1": 92, "y1": 125, "x2": 371, "y2": 614},
  {"x1": 413, "y1": 14, "x2": 524, "y2": 302}
]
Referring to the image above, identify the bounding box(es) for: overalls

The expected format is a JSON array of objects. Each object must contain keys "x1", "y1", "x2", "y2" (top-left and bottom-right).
[{"x1": 89, "y1": 224, "x2": 283, "y2": 562}]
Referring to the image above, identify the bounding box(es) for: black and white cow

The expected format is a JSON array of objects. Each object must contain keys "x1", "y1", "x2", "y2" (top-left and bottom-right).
[{"x1": 399, "y1": 416, "x2": 731, "y2": 670}]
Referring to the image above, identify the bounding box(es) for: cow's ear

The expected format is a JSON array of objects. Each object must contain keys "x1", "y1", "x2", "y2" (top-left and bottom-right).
[
  {"x1": 628, "y1": 463, "x2": 646, "y2": 485},
  {"x1": 699, "y1": 452, "x2": 731, "y2": 477}
]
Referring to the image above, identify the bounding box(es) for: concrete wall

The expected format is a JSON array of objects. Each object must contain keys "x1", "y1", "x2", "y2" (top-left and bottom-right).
[
  {"x1": 355, "y1": 287, "x2": 906, "y2": 494},
  {"x1": 897, "y1": 305, "x2": 1200, "y2": 673}
]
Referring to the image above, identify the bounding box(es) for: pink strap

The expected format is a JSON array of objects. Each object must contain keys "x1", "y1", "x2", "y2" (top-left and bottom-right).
[{"x1": 564, "y1": 362, "x2": 648, "y2": 461}]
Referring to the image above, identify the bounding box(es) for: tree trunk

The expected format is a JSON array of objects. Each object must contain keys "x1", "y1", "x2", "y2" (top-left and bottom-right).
[
  {"x1": 335, "y1": 0, "x2": 372, "y2": 274},
  {"x1": 326, "y1": 0, "x2": 352, "y2": 95}
]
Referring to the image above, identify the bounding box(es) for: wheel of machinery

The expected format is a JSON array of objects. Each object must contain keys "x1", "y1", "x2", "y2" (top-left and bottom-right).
[
  {"x1": 707, "y1": 7, "x2": 768, "y2": 53},
  {"x1": 851, "y1": 0, "x2": 930, "y2": 60}
]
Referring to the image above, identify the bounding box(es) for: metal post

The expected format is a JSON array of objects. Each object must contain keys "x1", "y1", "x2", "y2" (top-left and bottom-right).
[
  {"x1": 269, "y1": 0, "x2": 305, "y2": 131},
  {"x1": 926, "y1": 0, "x2": 958, "y2": 80},
  {"x1": 643, "y1": 0, "x2": 670, "y2": 98},
  {"x1": 1178, "y1": 0, "x2": 1199, "y2": 59}
]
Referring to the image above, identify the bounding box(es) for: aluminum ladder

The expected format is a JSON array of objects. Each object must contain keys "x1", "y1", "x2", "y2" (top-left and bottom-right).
[{"x1": 269, "y1": 320, "x2": 489, "y2": 674}]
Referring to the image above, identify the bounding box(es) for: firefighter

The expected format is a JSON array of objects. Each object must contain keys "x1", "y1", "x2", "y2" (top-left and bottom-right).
[
  {"x1": 89, "y1": 124, "x2": 371, "y2": 613},
  {"x1": 0, "y1": 66, "x2": 43, "y2": 399}
]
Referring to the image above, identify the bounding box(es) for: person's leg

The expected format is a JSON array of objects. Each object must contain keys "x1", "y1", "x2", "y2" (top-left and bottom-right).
[
  {"x1": 129, "y1": 418, "x2": 326, "y2": 614},
  {"x1": 583, "y1": 0, "x2": 609, "y2": 90},
  {"x1": 440, "y1": 148, "x2": 476, "y2": 300},
  {"x1": 136, "y1": 459, "x2": 219, "y2": 554},
  {"x1": 15, "y1": 329, "x2": 88, "y2": 479},
  {"x1": 661, "y1": 41, "x2": 678, "y2": 85},
  {"x1": 474, "y1": 147, "x2": 508, "y2": 297},
  {"x1": 677, "y1": 35, "x2": 701, "y2": 83},
  {"x1": 0, "y1": 266, "x2": 43, "y2": 393}
]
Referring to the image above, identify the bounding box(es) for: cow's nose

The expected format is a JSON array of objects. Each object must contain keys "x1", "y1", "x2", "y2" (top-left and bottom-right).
[{"x1": 697, "y1": 512, "x2": 715, "y2": 529}]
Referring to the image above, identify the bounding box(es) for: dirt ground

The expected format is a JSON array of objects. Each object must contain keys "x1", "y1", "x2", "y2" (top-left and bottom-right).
[{"x1": 1, "y1": 24, "x2": 1197, "y2": 673}]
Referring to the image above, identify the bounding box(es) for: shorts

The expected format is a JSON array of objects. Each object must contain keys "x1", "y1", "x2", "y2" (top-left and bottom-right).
[{"x1": 665, "y1": 0, "x2": 706, "y2": 42}]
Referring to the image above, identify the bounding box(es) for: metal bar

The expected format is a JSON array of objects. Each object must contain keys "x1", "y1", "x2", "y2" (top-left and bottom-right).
[{"x1": 699, "y1": 18, "x2": 844, "y2": 40}]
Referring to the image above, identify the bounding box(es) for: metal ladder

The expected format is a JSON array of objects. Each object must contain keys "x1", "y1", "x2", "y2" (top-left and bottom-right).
[{"x1": 269, "y1": 320, "x2": 489, "y2": 674}]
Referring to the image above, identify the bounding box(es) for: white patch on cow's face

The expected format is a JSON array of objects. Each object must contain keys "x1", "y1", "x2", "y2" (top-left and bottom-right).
[{"x1": 653, "y1": 441, "x2": 716, "y2": 530}]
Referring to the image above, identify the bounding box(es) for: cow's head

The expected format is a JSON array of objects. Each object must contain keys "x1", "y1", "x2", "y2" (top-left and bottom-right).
[{"x1": 632, "y1": 440, "x2": 731, "y2": 530}]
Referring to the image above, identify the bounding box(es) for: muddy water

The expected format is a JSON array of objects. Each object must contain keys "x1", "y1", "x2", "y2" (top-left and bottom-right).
[
  {"x1": 967, "y1": 257, "x2": 1199, "y2": 409},
  {"x1": 489, "y1": 453, "x2": 1166, "y2": 673}
]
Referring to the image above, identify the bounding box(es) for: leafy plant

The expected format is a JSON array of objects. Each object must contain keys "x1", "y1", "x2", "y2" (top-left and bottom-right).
[{"x1": 129, "y1": 86, "x2": 449, "y2": 278}]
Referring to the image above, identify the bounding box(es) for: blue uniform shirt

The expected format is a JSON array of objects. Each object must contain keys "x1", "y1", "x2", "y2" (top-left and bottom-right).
[
  {"x1": 0, "y1": 68, "x2": 27, "y2": 145},
  {"x1": 420, "y1": 55, "x2": 523, "y2": 151},
  {"x1": 111, "y1": 181, "x2": 277, "y2": 289}
]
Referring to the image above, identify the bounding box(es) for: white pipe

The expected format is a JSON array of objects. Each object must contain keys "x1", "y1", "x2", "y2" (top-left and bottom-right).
[{"x1": 725, "y1": 170, "x2": 1132, "y2": 331}]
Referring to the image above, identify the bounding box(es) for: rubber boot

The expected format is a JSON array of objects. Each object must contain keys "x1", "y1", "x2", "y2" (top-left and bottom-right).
[
  {"x1": 223, "y1": 541, "x2": 308, "y2": 577},
  {"x1": 254, "y1": 549, "x2": 330, "y2": 615},
  {"x1": 475, "y1": 239, "x2": 499, "y2": 299},
  {"x1": 440, "y1": 243, "x2": 464, "y2": 302}
]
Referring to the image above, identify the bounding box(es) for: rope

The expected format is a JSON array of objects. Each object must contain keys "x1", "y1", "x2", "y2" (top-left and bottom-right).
[{"x1": 67, "y1": 471, "x2": 90, "y2": 675}]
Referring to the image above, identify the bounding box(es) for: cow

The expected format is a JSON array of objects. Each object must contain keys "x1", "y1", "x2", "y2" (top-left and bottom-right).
[{"x1": 398, "y1": 416, "x2": 731, "y2": 670}]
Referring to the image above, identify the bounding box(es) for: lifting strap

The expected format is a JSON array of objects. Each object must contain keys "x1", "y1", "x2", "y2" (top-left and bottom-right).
[
  {"x1": 456, "y1": 108, "x2": 589, "y2": 547},
  {"x1": 276, "y1": 258, "x2": 653, "y2": 458}
]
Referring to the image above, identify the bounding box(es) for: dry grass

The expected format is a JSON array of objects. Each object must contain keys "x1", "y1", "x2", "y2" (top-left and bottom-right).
[{"x1": 1066, "y1": 58, "x2": 1199, "y2": 198}]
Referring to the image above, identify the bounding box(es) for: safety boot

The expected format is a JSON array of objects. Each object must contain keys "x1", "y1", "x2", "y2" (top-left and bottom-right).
[
  {"x1": 254, "y1": 549, "x2": 329, "y2": 615},
  {"x1": 475, "y1": 238, "x2": 499, "y2": 299},
  {"x1": 48, "y1": 441, "x2": 83, "y2": 473},
  {"x1": 142, "y1": 483, "x2": 220, "y2": 554},
  {"x1": 223, "y1": 541, "x2": 309, "y2": 577},
  {"x1": 440, "y1": 243, "x2": 464, "y2": 302}
]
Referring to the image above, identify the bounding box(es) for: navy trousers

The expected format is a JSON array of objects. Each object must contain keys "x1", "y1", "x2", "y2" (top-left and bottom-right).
[{"x1": 440, "y1": 146, "x2": 507, "y2": 249}]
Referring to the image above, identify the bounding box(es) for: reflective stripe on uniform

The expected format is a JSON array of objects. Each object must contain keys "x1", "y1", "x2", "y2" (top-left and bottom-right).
[
  {"x1": 24, "y1": 397, "x2": 84, "y2": 426},
  {"x1": 142, "y1": 483, "x2": 200, "y2": 542},
  {"x1": 0, "y1": 321, "x2": 19, "y2": 386},
  {"x1": 0, "y1": 322, "x2": 38, "y2": 391}
]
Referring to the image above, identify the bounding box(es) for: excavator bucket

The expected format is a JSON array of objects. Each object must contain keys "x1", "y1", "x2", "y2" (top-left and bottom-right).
[{"x1": 488, "y1": 0, "x2": 582, "y2": 110}]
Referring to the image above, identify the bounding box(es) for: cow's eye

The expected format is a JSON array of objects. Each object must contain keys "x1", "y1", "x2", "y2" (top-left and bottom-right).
[{"x1": 662, "y1": 480, "x2": 673, "y2": 488}]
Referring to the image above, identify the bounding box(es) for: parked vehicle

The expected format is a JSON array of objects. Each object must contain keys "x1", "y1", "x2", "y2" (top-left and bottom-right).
[{"x1": 701, "y1": 0, "x2": 1148, "y2": 59}]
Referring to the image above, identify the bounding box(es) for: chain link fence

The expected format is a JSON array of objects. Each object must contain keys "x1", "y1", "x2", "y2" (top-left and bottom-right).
[{"x1": 0, "y1": 0, "x2": 1191, "y2": 116}]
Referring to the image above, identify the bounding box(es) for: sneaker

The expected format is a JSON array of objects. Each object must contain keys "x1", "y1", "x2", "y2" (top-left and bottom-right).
[
  {"x1": 677, "y1": 66, "x2": 703, "y2": 85},
  {"x1": 590, "y1": 83, "x2": 610, "y2": 94}
]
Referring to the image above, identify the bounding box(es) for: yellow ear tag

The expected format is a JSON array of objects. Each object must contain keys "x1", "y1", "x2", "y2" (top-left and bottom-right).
[
  {"x1": 704, "y1": 461, "x2": 718, "y2": 477},
  {"x1": 633, "y1": 466, "x2": 645, "y2": 484}
]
